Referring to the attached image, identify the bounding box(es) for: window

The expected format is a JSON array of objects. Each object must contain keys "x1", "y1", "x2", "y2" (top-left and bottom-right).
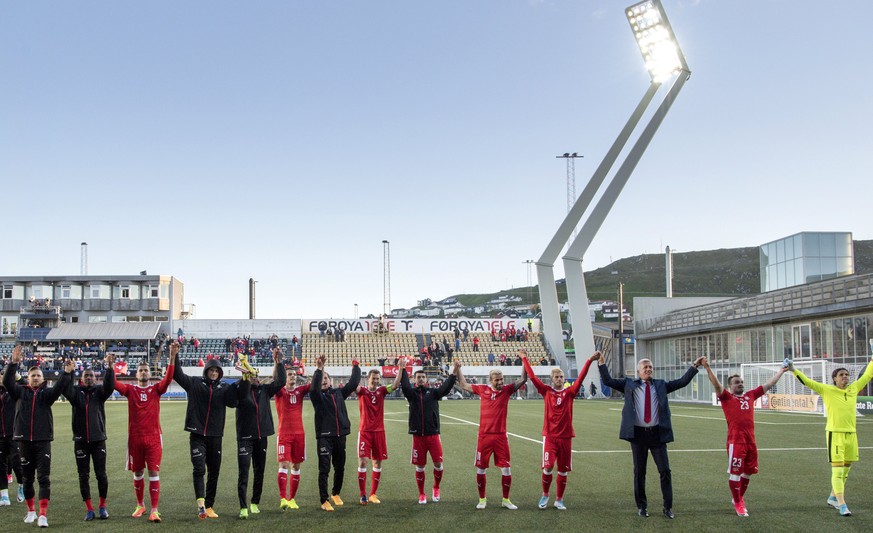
[
  {"x1": 61, "y1": 285, "x2": 71, "y2": 299},
  {"x1": 121, "y1": 286, "x2": 130, "y2": 299},
  {"x1": 32, "y1": 287, "x2": 43, "y2": 299},
  {"x1": 2, "y1": 285, "x2": 11, "y2": 299},
  {"x1": 91, "y1": 286, "x2": 101, "y2": 298},
  {"x1": 146, "y1": 285, "x2": 159, "y2": 298},
  {"x1": 88, "y1": 316, "x2": 108, "y2": 323},
  {"x1": 111, "y1": 316, "x2": 127, "y2": 323},
  {"x1": 155, "y1": 316, "x2": 169, "y2": 322},
  {"x1": 70, "y1": 316, "x2": 79, "y2": 323}
]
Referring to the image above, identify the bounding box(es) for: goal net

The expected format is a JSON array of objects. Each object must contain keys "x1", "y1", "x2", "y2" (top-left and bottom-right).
[{"x1": 741, "y1": 361, "x2": 869, "y2": 415}]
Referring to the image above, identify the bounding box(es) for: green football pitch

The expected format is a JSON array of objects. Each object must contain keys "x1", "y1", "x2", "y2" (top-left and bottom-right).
[{"x1": 2, "y1": 398, "x2": 873, "y2": 532}]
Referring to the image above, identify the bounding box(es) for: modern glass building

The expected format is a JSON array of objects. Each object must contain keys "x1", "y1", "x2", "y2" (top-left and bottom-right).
[
  {"x1": 760, "y1": 232, "x2": 854, "y2": 292},
  {"x1": 631, "y1": 232, "x2": 871, "y2": 403}
]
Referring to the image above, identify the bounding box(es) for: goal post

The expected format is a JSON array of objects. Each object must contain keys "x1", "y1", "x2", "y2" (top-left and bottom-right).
[{"x1": 740, "y1": 361, "x2": 869, "y2": 415}]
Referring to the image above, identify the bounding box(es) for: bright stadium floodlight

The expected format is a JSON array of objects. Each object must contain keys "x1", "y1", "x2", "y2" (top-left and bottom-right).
[
  {"x1": 536, "y1": 0, "x2": 690, "y2": 376},
  {"x1": 625, "y1": 0, "x2": 687, "y2": 83}
]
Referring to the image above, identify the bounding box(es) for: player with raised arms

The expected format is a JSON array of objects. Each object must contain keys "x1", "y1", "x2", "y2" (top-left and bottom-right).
[
  {"x1": 701, "y1": 357, "x2": 788, "y2": 516},
  {"x1": 233, "y1": 347, "x2": 286, "y2": 519},
  {"x1": 787, "y1": 343, "x2": 873, "y2": 517},
  {"x1": 274, "y1": 363, "x2": 311, "y2": 510},
  {"x1": 310, "y1": 354, "x2": 361, "y2": 512},
  {"x1": 521, "y1": 349, "x2": 599, "y2": 510},
  {"x1": 399, "y1": 356, "x2": 457, "y2": 505},
  {"x1": 63, "y1": 353, "x2": 116, "y2": 521},
  {"x1": 3, "y1": 344, "x2": 73, "y2": 527},
  {"x1": 453, "y1": 359, "x2": 526, "y2": 510},
  {"x1": 355, "y1": 367, "x2": 402, "y2": 505},
  {"x1": 114, "y1": 347, "x2": 175, "y2": 522}
]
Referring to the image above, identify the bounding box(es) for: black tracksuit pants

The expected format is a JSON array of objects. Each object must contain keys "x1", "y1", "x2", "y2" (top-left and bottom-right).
[
  {"x1": 190, "y1": 434, "x2": 222, "y2": 508},
  {"x1": 75, "y1": 440, "x2": 108, "y2": 501},
  {"x1": 0, "y1": 436, "x2": 22, "y2": 490},
  {"x1": 237, "y1": 437, "x2": 267, "y2": 508},
  {"x1": 19, "y1": 441, "x2": 52, "y2": 501},
  {"x1": 317, "y1": 435, "x2": 347, "y2": 503}
]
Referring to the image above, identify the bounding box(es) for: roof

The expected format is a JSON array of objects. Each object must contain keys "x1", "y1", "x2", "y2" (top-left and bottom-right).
[{"x1": 45, "y1": 322, "x2": 162, "y2": 341}]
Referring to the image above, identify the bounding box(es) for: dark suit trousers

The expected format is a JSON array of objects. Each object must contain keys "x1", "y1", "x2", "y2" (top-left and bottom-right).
[{"x1": 630, "y1": 426, "x2": 672, "y2": 511}]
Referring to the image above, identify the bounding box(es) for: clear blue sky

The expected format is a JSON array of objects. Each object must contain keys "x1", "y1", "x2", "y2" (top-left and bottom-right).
[{"x1": 2, "y1": 1, "x2": 870, "y2": 319}]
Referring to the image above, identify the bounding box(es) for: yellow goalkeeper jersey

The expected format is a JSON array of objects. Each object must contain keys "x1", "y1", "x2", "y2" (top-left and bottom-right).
[{"x1": 794, "y1": 360, "x2": 873, "y2": 433}]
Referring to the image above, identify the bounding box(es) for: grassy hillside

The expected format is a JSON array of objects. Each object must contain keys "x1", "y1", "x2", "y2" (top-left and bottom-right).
[{"x1": 441, "y1": 240, "x2": 873, "y2": 315}]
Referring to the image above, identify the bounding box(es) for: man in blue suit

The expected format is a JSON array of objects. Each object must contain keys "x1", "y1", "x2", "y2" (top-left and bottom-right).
[{"x1": 598, "y1": 353, "x2": 704, "y2": 520}]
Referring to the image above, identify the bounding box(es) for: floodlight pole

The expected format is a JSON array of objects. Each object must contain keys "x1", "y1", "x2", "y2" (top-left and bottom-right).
[
  {"x1": 537, "y1": 0, "x2": 690, "y2": 371},
  {"x1": 563, "y1": 71, "x2": 689, "y2": 371}
]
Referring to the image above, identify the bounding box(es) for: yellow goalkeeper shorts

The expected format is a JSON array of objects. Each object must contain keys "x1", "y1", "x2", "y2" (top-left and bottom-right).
[{"x1": 827, "y1": 431, "x2": 859, "y2": 463}]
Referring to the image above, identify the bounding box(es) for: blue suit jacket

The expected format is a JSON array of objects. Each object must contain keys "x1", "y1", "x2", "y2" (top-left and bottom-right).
[{"x1": 598, "y1": 363, "x2": 698, "y2": 444}]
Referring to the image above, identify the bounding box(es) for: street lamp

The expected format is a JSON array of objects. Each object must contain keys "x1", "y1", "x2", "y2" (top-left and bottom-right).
[{"x1": 537, "y1": 0, "x2": 690, "y2": 367}]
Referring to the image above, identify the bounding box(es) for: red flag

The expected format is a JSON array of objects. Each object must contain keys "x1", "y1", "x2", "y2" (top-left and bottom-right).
[{"x1": 114, "y1": 361, "x2": 129, "y2": 375}]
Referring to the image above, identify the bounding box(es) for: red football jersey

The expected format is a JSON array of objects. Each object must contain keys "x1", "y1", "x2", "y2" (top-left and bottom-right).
[
  {"x1": 718, "y1": 386, "x2": 764, "y2": 444},
  {"x1": 471, "y1": 384, "x2": 514, "y2": 434},
  {"x1": 523, "y1": 357, "x2": 590, "y2": 439},
  {"x1": 114, "y1": 365, "x2": 174, "y2": 438},
  {"x1": 275, "y1": 384, "x2": 311, "y2": 437},
  {"x1": 357, "y1": 385, "x2": 388, "y2": 432}
]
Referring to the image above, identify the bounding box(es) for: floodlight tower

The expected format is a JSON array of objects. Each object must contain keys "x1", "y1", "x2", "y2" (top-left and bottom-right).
[
  {"x1": 537, "y1": 0, "x2": 690, "y2": 367},
  {"x1": 382, "y1": 240, "x2": 391, "y2": 316},
  {"x1": 556, "y1": 153, "x2": 583, "y2": 238}
]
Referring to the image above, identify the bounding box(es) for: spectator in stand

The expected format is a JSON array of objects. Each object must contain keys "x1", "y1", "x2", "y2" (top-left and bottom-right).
[
  {"x1": 500, "y1": 330, "x2": 506, "y2": 343},
  {"x1": 291, "y1": 336, "x2": 299, "y2": 351},
  {"x1": 318, "y1": 323, "x2": 327, "y2": 338},
  {"x1": 540, "y1": 356, "x2": 548, "y2": 366},
  {"x1": 462, "y1": 329, "x2": 469, "y2": 341},
  {"x1": 472, "y1": 337, "x2": 480, "y2": 352},
  {"x1": 455, "y1": 338, "x2": 461, "y2": 354},
  {"x1": 453, "y1": 327, "x2": 460, "y2": 340},
  {"x1": 499, "y1": 354, "x2": 507, "y2": 366},
  {"x1": 514, "y1": 354, "x2": 523, "y2": 366},
  {"x1": 487, "y1": 352, "x2": 495, "y2": 365}
]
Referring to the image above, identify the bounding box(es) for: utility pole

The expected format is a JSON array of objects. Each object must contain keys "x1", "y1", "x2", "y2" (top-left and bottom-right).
[{"x1": 618, "y1": 281, "x2": 624, "y2": 376}]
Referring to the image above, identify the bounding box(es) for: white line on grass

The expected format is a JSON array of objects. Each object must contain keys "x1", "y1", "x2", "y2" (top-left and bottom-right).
[
  {"x1": 671, "y1": 413, "x2": 826, "y2": 425},
  {"x1": 439, "y1": 413, "x2": 873, "y2": 456},
  {"x1": 441, "y1": 414, "x2": 546, "y2": 446},
  {"x1": 569, "y1": 446, "x2": 873, "y2": 454}
]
